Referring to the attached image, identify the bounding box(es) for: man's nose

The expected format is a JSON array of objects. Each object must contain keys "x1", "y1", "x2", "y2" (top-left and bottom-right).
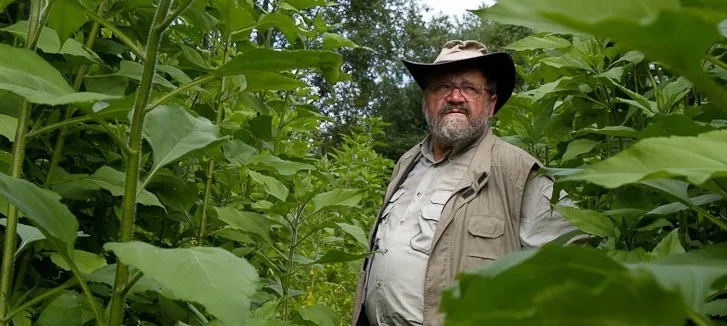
[{"x1": 446, "y1": 87, "x2": 467, "y2": 103}]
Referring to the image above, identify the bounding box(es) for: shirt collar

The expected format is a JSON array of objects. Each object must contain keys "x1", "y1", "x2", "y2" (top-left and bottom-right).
[{"x1": 420, "y1": 129, "x2": 489, "y2": 164}]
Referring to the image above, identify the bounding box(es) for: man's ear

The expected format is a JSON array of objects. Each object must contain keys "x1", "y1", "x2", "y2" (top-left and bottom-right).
[{"x1": 488, "y1": 96, "x2": 497, "y2": 117}]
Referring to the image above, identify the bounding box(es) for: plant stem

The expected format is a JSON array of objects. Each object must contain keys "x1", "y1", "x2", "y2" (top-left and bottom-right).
[
  {"x1": 145, "y1": 74, "x2": 217, "y2": 112},
  {"x1": 107, "y1": 0, "x2": 174, "y2": 324},
  {"x1": 0, "y1": 279, "x2": 78, "y2": 323},
  {"x1": 65, "y1": 252, "x2": 105, "y2": 325},
  {"x1": 197, "y1": 35, "x2": 231, "y2": 246},
  {"x1": 83, "y1": 7, "x2": 145, "y2": 60},
  {"x1": 43, "y1": 0, "x2": 108, "y2": 188},
  {"x1": 0, "y1": 0, "x2": 42, "y2": 322}
]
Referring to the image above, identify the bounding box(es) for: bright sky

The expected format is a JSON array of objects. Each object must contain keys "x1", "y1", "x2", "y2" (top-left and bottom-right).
[{"x1": 420, "y1": 0, "x2": 497, "y2": 18}]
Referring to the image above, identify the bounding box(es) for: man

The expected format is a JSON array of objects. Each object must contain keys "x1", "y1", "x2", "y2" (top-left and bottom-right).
[{"x1": 351, "y1": 40, "x2": 580, "y2": 326}]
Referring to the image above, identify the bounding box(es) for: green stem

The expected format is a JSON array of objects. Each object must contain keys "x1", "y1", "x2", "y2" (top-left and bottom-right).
[
  {"x1": 1, "y1": 279, "x2": 78, "y2": 323},
  {"x1": 43, "y1": 0, "x2": 108, "y2": 188},
  {"x1": 686, "y1": 308, "x2": 711, "y2": 326},
  {"x1": 197, "y1": 35, "x2": 231, "y2": 246},
  {"x1": 198, "y1": 163, "x2": 215, "y2": 245},
  {"x1": 65, "y1": 252, "x2": 105, "y2": 325},
  {"x1": 0, "y1": 0, "x2": 42, "y2": 321},
  {"x1": 83, "y1": 7, "x2": 145, "y2": 60},
  {"x1": 705, "y1": 55, "x2": 727, "y2": 74},
  {"x1": 107, "y1": 0, "x2": 174, "y2": 324},
  {"x1": 145, "y1": 74, "x2": 217, "y2": 112},
  {"x1": 26, "y1": 115, "x2": 95, "y2": 139}
]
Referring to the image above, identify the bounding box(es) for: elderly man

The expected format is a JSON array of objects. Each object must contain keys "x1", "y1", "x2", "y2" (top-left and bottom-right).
[{"x1": 351, "y1": 40, "x2": 580, "y2": 326}]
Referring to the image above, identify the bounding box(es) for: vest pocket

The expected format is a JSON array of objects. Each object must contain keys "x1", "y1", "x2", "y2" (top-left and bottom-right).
[
  {"x1": 464, "y1": 216, "x2": 505, "y2": 269},
  {"x1": 410, "y1": 190, "x2": 450, "y2": 254}
]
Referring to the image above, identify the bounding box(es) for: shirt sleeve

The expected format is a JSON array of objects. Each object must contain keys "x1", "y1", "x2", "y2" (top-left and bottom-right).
[{"x1": 519, "y1": 170, "x2": 581, "y2": 249}]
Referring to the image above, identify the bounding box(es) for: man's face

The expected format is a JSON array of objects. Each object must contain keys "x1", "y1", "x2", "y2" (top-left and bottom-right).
[{"x1": 422, "y1": 68, "x2": 496, "y2": 147}]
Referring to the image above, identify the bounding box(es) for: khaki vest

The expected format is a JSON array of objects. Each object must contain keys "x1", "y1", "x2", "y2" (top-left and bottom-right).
[{"x1": 352, "y1": 130, "x2": 540, "y2": 326}]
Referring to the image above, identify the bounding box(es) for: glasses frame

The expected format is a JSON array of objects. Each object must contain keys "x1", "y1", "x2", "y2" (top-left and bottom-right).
[{"x1": 427, "y1": 81, "x2": 494, "y2": 100}]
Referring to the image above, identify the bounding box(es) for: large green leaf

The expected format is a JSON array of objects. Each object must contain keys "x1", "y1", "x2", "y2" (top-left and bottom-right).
[
  {"x1": 336, "y1": 222, "x2": 368, "y2": 250},
  {"x1": 245, "y1": 72, "x2": 307, "y2": 91},
  {"x1": 46, "y1": 0, "x2": 87, "y2": 43},
  {"x1": 247, "y1": 170, "x2": 289, "y2": 201},
  {"x1": 36, "y1": 291, "x2": 96, "y2": 326},
  {"x1": 214, "y1": 207, "x2": 272, "y2": 244},
  {"x1": 442, "y1": 245, "x2": 686, "y2": 325},
  {"x1": 247, "y1": 153, "x2": 314, "y2": 176},
  {"x1": 555, "y1": 205, "x2": 616, "y2": 237},
  {"x1": 0, "y1": 218, "x2": 44, "y2": 256},
  {"x1": 85, "y1": 166, "x2": 164, "y2": 207},
  {"x1": 650, "y1": 229, "x2": 685, "y2": 259},
  {"x1": 0, "y1": 114, "x2": 17, "y2": 142},
  {"x1": 298, "y1": 303, "x2": 337, "y2": 326},
  {"x1": 0, "y1": 173, "x2": 77, "y2": 255},
  {"x1": 142, "y1": 104, "x2": 223, "y2": 173},
  {"x1": 505, "y1": 34, "x2": 571, "y2": 51},
  {"x1": 218, "y1": 48, "x2": 343, "y2": 84},
  {"x1": 0, "y1": 44, "x2": 117, "y2": 105},
  {"x1": 563, "y1": 130, "x2": 727, "y2": 188},
  {"x1": 310, "y1": 189, "x2": 363, "y2": 215},
  {"x1": 475, "y1": 0, "x2": 725, "y2": 105},
  {"x1": 50, "y1": 249, "x2": 107, "y2": 274},
  {"x1": 629, "y1": 245, "x2": 727, "y2": 314},
  {"x1": 3, "y1": 21, "x2": 101, "y2": 63},
  {"x1": 561, "y1": 139, "x2": 599, "y2": 161},
  {"x1": 105, "y1": 241, "x2": 259, "y2": 326}
]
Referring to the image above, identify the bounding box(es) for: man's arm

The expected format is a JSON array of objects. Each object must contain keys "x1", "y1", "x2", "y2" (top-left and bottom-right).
[{"x1": 519, "y1": 170, "x2": 589, "y2": 249}]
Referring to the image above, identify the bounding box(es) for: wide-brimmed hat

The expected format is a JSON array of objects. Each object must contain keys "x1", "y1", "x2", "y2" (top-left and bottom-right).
[{"x1": 402, "y1": 40, "x2": 516, "y2": 113}]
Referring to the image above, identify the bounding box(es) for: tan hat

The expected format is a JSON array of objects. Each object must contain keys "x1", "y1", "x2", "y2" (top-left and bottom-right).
[{"x1": 402, "y1": 40, "x2": 516, "y2": 113}]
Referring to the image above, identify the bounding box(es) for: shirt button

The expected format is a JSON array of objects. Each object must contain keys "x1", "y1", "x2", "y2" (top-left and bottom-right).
[
  {"x1": 377, "y1": 281, "x2": 382, "y2": 289},
  {"x1": 399, "y1": 220, "x2": 405, "y2": 225},
  {"x1": 417, "y1": 192, "x2": 422, "y2": 197},
  {"x1": 383, "y1": 249, "x2": 389, "y2": 254}
]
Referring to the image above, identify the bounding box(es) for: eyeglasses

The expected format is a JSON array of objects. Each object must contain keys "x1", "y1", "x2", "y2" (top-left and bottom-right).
[{"x1": 428, "y1": 82, "x2": 493, "y2": 100}]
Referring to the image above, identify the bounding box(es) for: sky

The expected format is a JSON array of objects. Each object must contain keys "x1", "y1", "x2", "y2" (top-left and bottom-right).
[{"x1": 420, "y1": 0, "x2": 497, "y2": 18}]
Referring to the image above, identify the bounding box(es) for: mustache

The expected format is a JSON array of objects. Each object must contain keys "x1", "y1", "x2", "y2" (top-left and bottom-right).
[{"x1": 438, "y1": 104, "x2": 470, "y2": 116}]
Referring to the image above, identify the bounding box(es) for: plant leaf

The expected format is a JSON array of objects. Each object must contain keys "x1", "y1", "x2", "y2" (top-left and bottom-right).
[
  {"x1": 505, "y1": 34, "x2": 571, "y2": 51},
  {"x1": 0, "y1": 173, "x2": 77, "y2": 255},
  {"x1": 442, "y1": 245, "x2": 686, "y2": 325},
  {"x1": 50, "y1": 249, "x2": 107, "y2": 274},
  {"x1": 555, "y1": 205, "x2": 616, "y2": 237},
  {"x1": 0, "y1": 44, "x2": 117, "y2": 105},
  {"x1": 298, "y1": 303, "x2": 337, "y2": 326},
  {"x1": 248, "y1": 170, "x2": 289, "y2": 201},
  {"x1": 105, "y1": 241, "x2": 259, "y2": 326},
  {"x1": 36, "y1": 291, "x2": 96, "y2": 326},
  {"x1": 0, "y1": 114, "x2": 17, "y2": 142},
  {"x1": 310, "y1": 189, "x2": 363, "y2": 215},
  {"x1": 86, "y1": 166, "x2": 163, "y2": 207},
  {"x1": 650, "y1": 229, "x2": 685, "y2": 259},
  {"x1": 562, "y1": 139, "x2": 599, "y2": 161},
  {"x1": 218, "y1": 48, "x2": 343, "y2": 84},
  {"x1": 214, "y1": 207, "x2": 272, "y2": 244},
  {"x1": 563, "y1": 130, "x2": 727, "y2": 188},
  {"x1": 246, "y1": 153, "x2": 314, "y2": 176},
  {"x1": 143, "y1": 104, "x2": 223, "y2": 171},
  {"x1": 0, "y1": 218, "x2": 44, "y2": 256},
  {"x1": 336, "y1": 222, "x2": 369, "y2": 250},
  {"x1": 630, "y1": 244, "x2": 727, "y2": 314}
]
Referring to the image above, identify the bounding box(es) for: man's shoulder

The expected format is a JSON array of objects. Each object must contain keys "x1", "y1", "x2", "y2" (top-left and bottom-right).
[{"x1": 489, "y1": 134, "x2": 542, "y2": 167}]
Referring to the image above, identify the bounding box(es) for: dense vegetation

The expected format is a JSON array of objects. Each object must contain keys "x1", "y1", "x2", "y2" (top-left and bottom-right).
[{"x1": 0, "y1": 0, "x2": 725, "y2": 325}]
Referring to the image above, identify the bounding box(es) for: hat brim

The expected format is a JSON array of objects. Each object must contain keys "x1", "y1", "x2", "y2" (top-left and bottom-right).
[{"x1": 402, "y1": 52, "x2": 516, "y2": 113}]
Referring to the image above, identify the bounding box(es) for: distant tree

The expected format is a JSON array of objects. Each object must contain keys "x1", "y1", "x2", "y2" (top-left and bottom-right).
[{"x1": 316, "y1": 1, "x2": 531, "y2": 159}]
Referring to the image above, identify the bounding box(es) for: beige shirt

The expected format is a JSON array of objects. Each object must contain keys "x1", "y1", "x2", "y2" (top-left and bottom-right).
[{"x1": 364, "y1": 136, "x2": 577, "y2": 325}]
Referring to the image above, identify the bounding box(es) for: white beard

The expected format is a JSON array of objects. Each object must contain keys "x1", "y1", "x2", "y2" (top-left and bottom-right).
[{"x1": 425, "y1": 103, "x2": 490, "y2": 147}]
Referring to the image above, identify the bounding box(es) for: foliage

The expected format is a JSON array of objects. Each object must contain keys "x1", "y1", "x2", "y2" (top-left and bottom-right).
[
  {"x1": 438, "y1": 0, "x2": 727, "y2": 324},
  {"x1": 0, "y1": 0, "x2": 392, "y2": 325}
]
